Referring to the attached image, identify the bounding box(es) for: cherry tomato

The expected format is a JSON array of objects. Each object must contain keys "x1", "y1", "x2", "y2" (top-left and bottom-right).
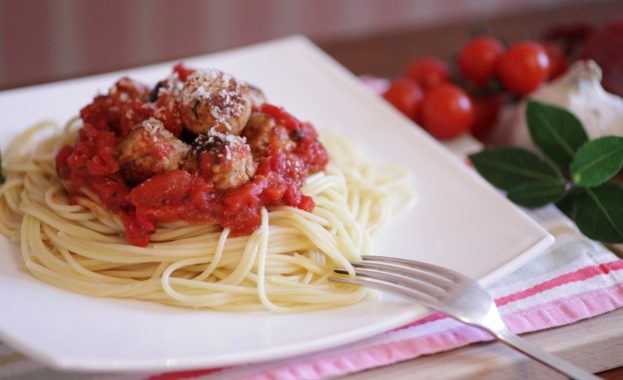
[
  {"x1": 497, "y1": 41, "x2": 550, "y2": 95},
  {"x1": 405, "y1": 58, "x2": 450, "y2": 90},
  {"x1": 420, "y1": 84, "x2": 475, "y2": 139},
  {"x1": 382, "y1": 78, "x2": 424, "y2": 121},
  {"x1": 471, "y1": 94, "x2": 505, "y2": 138},
  {"x1": 543, "y1": 42, "x2": 567, "y2": 80},
  {"x1": 458, "y1": 37, "x2": 505, "y2": 86}
]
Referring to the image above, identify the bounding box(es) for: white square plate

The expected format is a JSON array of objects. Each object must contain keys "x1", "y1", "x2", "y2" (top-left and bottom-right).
[{"x1": 0, "y1": 36, "x2": 553, "y2": 372}]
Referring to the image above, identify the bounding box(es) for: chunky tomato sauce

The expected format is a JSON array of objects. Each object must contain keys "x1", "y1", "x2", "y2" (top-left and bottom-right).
[{"x1": 55, "y1": 65, "x2": 328, "y2": 246}]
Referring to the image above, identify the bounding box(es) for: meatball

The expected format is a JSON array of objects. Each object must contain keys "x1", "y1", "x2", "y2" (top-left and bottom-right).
[
  {"x1": 151, "y1": 75, "x2": 186, "y2": 136},
  {"x1": 189, "y1": 131, "x2": 255, "y2": 190},
  {"x1": 180, "y1": 69, "x2": 252, "y2": 135},
  {"x1": 149, "y1": 74, "x2": 184, "y2": 102},
  {"x1": 111, "y1": 76, "x2": 151, "y2": 101},
  {"x1": 117, "y1": 118, "x2": 190, "y2": 184},
  {"x1": 242, "y1": 112, "x2": 294, "y2": 157}
]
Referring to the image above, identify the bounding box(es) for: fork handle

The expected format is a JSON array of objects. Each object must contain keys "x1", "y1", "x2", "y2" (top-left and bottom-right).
[{"x1": 494, "y1": 329, "x2": 601, "y2": 379}]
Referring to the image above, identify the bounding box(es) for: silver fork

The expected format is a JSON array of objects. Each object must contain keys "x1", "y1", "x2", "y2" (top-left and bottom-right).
[{"x1": 330, "y1": 255, "x2": 600, "y2": 380}]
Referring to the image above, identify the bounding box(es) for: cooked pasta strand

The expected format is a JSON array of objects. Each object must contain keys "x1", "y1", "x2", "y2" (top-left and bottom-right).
[{"x1": 0, "y1": 122, "x2": 415, "y2": 311}]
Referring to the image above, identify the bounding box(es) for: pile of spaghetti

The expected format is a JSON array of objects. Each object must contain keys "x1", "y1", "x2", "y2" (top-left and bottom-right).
[{"x1": 0, "y1": 65, "x2": 414, "y2": 311}]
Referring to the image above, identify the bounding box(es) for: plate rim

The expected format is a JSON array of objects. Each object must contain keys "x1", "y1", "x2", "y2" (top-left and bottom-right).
[{"x1": 0, "y1": 35, "x2": 554, "y2": 372}]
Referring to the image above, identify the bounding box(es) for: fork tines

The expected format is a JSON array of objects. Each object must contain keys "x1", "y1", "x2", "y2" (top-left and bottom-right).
[{"x1": 330, "y1": 255, "x2": 461, "y2": 307}]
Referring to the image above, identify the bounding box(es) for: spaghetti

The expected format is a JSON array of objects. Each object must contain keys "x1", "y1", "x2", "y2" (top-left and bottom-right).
[{"x1": 0, "y1": 68, "x2": 414, "y2": 312}]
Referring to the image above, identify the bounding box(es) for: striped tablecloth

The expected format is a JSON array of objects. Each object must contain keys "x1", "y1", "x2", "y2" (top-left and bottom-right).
[
  {"x1": 1, "y1": 205, "x2": 621, "y2": 380},
  {"x1": 1, "y1": 79, "x2": 622, "y2": 380}
]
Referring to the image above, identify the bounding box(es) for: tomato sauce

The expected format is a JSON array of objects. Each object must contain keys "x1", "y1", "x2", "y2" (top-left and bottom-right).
[{"x1": 55, "y1": 66, "x2": 328, "y2": 246}]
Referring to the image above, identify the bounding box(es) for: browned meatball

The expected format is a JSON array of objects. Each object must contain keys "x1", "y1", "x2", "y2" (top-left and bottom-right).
[
  {"x1": 242, "y1": 112, "x2": 294, "y2": 158},
  {"x1": 117, "y1": 118, "x2": 189, "y2": 184},
  {"x1": 190, "y1": 131, "x2": 255, "y2": 190},
  {"x1": 111, "y1": 76, "x2": 151, "y2": 101},
  {"x1": 150, "y1": 74, "x2": 184, "y2": 102},
  {"x1": 180, "y1": 69, "x2": 252, "y2": 135}
]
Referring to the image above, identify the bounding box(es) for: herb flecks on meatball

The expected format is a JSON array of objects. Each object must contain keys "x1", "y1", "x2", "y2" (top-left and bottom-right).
[
  {"x1": 181, "y1": 69, "x2": 252, "y2": 136},
  {"x1": 117, "y1": 118, "x2": 189, "y2": 184}
]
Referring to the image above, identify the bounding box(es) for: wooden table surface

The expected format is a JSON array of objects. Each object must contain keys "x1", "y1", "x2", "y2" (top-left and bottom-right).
[{"x1": 317, "y1": 1, "x2": 623, "y2": 378}]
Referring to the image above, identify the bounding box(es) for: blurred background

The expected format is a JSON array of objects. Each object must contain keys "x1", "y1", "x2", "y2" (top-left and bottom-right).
[{"x1": 0, "y1": 0, "x2": 621, "y2": 89}]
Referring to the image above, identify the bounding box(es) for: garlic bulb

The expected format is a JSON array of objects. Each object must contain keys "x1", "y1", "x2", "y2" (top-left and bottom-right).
[{"x1": 505, "y1": 60, "x2": 623, "y2": 149}]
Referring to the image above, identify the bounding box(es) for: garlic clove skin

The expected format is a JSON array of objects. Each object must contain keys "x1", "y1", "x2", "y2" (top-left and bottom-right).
[{"x1": 504, "y1": 60, "x2": 623, "y2": 150}]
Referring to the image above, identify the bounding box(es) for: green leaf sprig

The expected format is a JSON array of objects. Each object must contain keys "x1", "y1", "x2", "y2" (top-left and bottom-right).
[{"x1": 469, "y1": 100, "x2": 623, "y2": 244}]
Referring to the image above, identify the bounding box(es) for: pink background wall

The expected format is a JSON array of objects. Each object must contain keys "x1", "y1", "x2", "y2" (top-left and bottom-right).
[{"x1": 0, "y1": 0, "x2": 593, "y2": 89}]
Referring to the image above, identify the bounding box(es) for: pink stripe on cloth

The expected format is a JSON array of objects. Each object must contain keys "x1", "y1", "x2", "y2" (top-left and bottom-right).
[
  {"x1": 393, "y1": 260, "x2": 623, "y2": 332},
  {"x1": 238, "y1": 282, "x2": 623, "y2": 380},
  {"x1": 505, "y1": 283, "x2": 623, "y2": 334},
  {"x1": 496, "y1": 260, "x2": 623, "y2": 307},
  {"x1": 393, "y1": 312, "x2": 446, "y2": 331},
  {"x1": 146, "y1": 368, "x2": 225, "y2": 380}
]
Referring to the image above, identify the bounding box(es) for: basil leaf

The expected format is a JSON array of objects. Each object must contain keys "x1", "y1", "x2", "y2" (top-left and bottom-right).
[
  {"x1": 569, "y1": 136, "x2": 623, "y2": 187},
  {"x1": 526, "y1": 101, "x2": 588, "y2": 168},
  {"x1": 575, "y1": 183, "x2": 623, "y2": 243},
  {"x1": 556, "y1": 187, "x2": 582, "y2": 219},
  {"x1": 469, "y1": 147, "x2": 563, "y2": 191},
  {"x1": 507, "y1": 181, "x2": 566, "y2": 208}
]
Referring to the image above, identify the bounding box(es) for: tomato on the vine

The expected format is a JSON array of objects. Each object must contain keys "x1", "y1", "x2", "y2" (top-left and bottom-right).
[
  {"x1": 405, "y1": 58, "x2": 449, "y2": 90},
  {"x1": 543, "y1": 42, "x2": 567, "y2": 80},
  {"x1": 497, "y1": 41, "x2": 550, "y2": 95},
  {"x1": 420, "y1": 84, "x2": 475, "y2": 139},
  {"x1": 382, "y1": 78, "x2": 424, "y2": 121},
  {"x1": 471, "y1": 94, "x2": 505, "y2": 138},
  {"x1": 458, "y1": 37, "x2": 505, "y2": 86}
]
